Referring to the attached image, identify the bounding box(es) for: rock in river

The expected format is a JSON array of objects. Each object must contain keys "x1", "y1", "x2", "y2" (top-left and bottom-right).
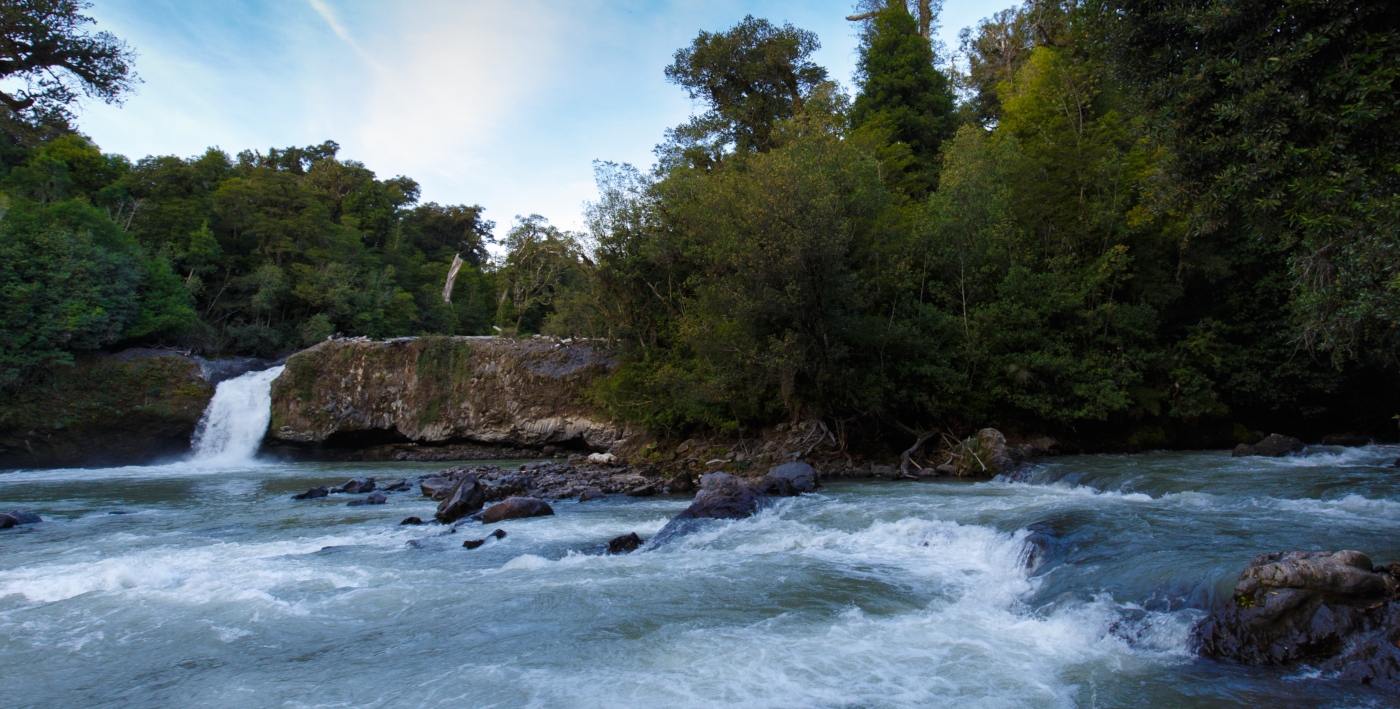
[
  {"x1": 292, "y1": 486, "x2": 329, "y2": 500},
  {"x1": 1232, "y1": 434, "x2": 1305, "y2": 458},
  {"x1": 347, "y1": 492, "x2": 387, "y2": 506},
  {"x1": 400, "y1": 516, "x2": 424, "y2": 525},
  {"x1": 435, "y1": 475, "x2": 485, "y2": 524},
  {"x1": 0, "y1": 514, "x2": 16, "y2": 530},
  {"x1": 480, "y1": 497, "x2": 554, "y2": 524},
  {"x1": 331, "y1": 477, "x2": 376, "y2": 494},
  {"x1": 1194, "y1": 550, "x2": 1400, "y2": 693},
  {"x1": 608, "y1": 532, "x2": 643, "y2": 554},
  {"x1": 578, "y1": 487, "x2": 605, "y2": 502},
  {"x1": 420, "y1": 476, "x2": 455, "y2": 500},
  {"x1": 8, "y1": 510, "x2": 42, "y2": 524}
]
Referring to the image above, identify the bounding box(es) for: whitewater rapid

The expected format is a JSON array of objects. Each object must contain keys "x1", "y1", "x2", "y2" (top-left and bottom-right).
[{"x1": 1, "y1": 445, "x2": 1398, "y2": 707}]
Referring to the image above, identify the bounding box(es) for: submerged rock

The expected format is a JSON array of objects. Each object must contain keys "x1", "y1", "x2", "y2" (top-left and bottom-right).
[
  {"x1": 8, "y1": 510, "x2": 42, "y2": 524},
  {"x1": 490, "y1": 528, "x2": 506, "y2": 539},
  {"x1": 0, "y1": 514, "x2": 16, "y2": 529},
  {"x1": 481, "y1": 497, "x2": 554, "y2": 524},
  {"x1": 347, "y1": 492, "x2": 386, "y2": 506},
  {"x1": 435, "y1": 475, "x2": 485, "y2": 524},
  {"x1": 382, "y1": 479, "x2": 412, "y2": 492},
  {"x1": 1194, "y1": 550, "x2": 1400, "y2": 693},
  {"x1": 607, "y1": 532, "x2": 643, "y2": 554},
  {"x1": 292, "y1": 486, "x2": 329, "y2": 500},
  {"x1": 400, "y1": 516, "x2": 425, "y2": 525},
  {"x1": 331, "y1": 477, "x2": 376, "y2": 494},
  {"x1": 462, "y1": 538, "x2": 486, "y2": 549},
  {"x1": 1232, "y1": 434, "x2": 1305, "y2": 458}
]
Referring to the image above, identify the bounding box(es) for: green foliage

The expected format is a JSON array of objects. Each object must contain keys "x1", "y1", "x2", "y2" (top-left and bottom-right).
[
  {"x1": 851, "y1": 2, "x2": 957, "y2": 196},
  {"x1": 660, "y1": 15, "x2": 834, "y2": 169},
  {"x1": 1092, "y1": 0, "x2": 1400, "y2": 360}
]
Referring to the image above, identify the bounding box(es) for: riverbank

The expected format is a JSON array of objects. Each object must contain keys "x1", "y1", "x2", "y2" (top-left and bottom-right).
[{"x1": 3, "y1": 446, "x2": 1399, "y2": 706}]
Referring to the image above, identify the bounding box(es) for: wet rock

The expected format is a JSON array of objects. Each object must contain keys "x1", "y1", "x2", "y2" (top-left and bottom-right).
[
  {"x1": 420, "y1": 476, "x2": 455, "y2": 500},
  {"x1": 435, "y1": 475, "x2": 486, "y2": 524},
  {"x1": 8, "y1": 510, "x2": 42, "y2": 524},
  {"x1": 578, "y1": 487, "x2": 605, "y2": 502},
  {"x1": 491, "y1": 529, "x2": 506, "y2": 539},
  {"x1": 331, "y1": 477, "x2": 375, "y2": 494},
  {"x1": 382, "y1": 479, "x2": 412, "y2": 492},
  {"x1": 677, "y1": 473, "x2": 764, "y2": 521},
  {"x1": 0, "y1": 514, "x2": 16, "y2": 530},
  {"x1": 1193, "y1": 550, "x2": 1400, "y2": 693},
  {"x1": 608, "y1": 532, "x2": 643, "y2": 554},
  {"x1": 481, "y1": 497, "x2": 555, "y2": 524},
  {"x1": 347, "y1": 492, "x2": 387, "y2": 506},
  {"x1": 755, "y1": 462, "x2": 819, "y2": 496},
  {"x1": 400, "y1": 516, "x2": 425, "y2": 525},
  {"x1": 625, "y1": 483, "x2": 657, "y2": 497},
  {"x1": 462, "y1": 538, "x2": 486, "y2": 549},
  {"x1": 1232, "y1": 434, "x2": 1305, "y2": 458},
  {"x1": 292, "y1": 486, "x2": 329, "y2": 500}
]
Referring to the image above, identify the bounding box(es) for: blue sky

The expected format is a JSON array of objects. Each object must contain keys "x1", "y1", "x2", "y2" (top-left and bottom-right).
[{"x1": 80, "y1": 0, "x2": 1014, "y2": 237}]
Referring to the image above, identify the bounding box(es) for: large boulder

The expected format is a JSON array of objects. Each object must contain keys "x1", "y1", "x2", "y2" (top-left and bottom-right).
[
  {"x1": 420, "y1": 476, "x2": 456, "y2": 500},
  {"x1": 755, "y1": 462, "x2": 819, "y2": 495},
  {"x1": 481, "y1": 497, "x2": 555, "y2": 524},
  {"x1": 676, "y1": 473, "x2": 764, "y2": 521},
  {"x1": 1232, "y1": 433, "x2": 1305, "y2": 458},
  {"x1": 1194, "y1": 550, "x2": 1400, "y2": 693},
  {"x1": 434, "y1": 475, "x2": 485, "y2": 523},
  {"x1": 943, "y1": 428, "x2": 1018, "y2": 477}
]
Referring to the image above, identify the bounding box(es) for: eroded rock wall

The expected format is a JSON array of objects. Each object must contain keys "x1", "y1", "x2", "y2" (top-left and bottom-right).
[
  {"x1": 0, "y1": 352, "x2": 215, "y2": 469},
  {"x1": 267, "y1": 337, "x2": 630, "y2": 455}
]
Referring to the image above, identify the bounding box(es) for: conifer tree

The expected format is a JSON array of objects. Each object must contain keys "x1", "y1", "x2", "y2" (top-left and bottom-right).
[{"x1": 850, "y1": 2, "x2": 956, "y2": 197}]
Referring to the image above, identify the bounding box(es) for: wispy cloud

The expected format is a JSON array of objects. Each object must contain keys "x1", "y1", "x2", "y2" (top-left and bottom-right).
[{"x1": 306, "y1": 0, "x2": 386, "y2": 75}]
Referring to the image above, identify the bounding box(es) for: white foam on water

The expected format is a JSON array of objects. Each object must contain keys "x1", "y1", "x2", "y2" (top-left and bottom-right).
[
  {"x1": 439, "y1": 506, "x2": 1195, "y2": 709},
  {"x1": 189, "y1": 366, "x2": 285, "y2": 466}
]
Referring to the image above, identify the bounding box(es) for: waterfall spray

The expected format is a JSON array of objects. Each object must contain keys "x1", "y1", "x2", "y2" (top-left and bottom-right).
[{"x1": 190, "y1": 366, "x2": 285, "y2": 464}]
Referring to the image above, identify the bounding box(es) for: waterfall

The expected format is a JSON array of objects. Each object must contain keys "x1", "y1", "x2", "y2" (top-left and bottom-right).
[{"x1": 190, "y1": 365, "x2": 285, "y2": 464}]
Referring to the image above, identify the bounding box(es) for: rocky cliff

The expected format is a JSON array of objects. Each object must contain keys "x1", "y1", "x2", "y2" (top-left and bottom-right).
[
  {"x1": 266, "y1": 337, "x2": 630, "y2": 457},
  {"x1": 0, "y1": 351, "x2": 215, "y2": 469}
]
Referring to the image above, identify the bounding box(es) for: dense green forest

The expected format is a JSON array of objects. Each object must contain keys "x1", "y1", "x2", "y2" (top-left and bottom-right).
[{"x1": 2, "y1": 0, "x2": 1398, "y2": 447}]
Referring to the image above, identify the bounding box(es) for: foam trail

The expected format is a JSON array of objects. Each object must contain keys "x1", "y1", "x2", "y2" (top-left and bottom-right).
[{"x1": 189, "y1": 366, "x2": 284, "y2": 465}]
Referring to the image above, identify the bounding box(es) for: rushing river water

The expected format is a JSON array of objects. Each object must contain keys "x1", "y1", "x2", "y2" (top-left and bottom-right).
[
  {"x1": 2, "y1": 448, "x2": 1399, "y2": 708},
  {"x1": 3, "y1": 371, "x2": 1400, "y2": 708}
]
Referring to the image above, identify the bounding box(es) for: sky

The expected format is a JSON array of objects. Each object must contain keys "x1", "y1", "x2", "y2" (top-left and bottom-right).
[{"x1": 79, "y1": 0, "x2": 1015, "y2": 238}]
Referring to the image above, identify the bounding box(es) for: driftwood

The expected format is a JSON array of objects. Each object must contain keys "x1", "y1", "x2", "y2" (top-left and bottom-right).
[{"x1": 442, "y1": 253, "x2": 465, "y2": 303}]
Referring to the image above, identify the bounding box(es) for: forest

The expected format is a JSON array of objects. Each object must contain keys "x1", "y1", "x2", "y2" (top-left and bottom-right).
[{"x1": 2, "y1": 0, "x2": 1398, "y2": 448}]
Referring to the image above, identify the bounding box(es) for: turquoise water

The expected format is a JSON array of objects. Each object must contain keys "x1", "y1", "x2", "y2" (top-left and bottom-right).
[{"x1": 2, "y1": 447, "x2": 1399, "y2": 708}]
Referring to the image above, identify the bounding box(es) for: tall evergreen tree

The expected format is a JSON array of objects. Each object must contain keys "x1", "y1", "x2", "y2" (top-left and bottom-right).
[{"x1": 850, "y1": 2, "x2": 957, "y2": 197}]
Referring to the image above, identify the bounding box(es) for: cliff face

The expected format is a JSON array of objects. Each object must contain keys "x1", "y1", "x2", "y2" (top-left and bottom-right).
[
  {"x1": 267, "y1": 337, "x2": 629, "y2": 454},
  {"x1": 0, "y1": 352, "x2": 215, "y2": 469}
]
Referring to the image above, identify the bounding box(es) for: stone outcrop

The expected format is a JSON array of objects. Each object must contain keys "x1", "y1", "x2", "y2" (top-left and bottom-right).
[
  {"x1": 0, "y1": 351, "x2": 213, "y2": 470},
  {"x1": 1194, "y1": 550, "x2": 1400, "y2": 693},
  {"x1": 1232, "y1": 433, "x2": 1305, "y2": 457},
  {"x1": 481, "y1": 497, "x2": 554, "y2": 523},
  {"x1": 938, "y1": 428, "x2": 1020, "y2": 477},
  {"x1": 423, "y1": 461, "x2": 669, "y2": 501},
  {"x1": 267, "y1": 337, "x2": 631, "y2": 457},
  {"x1": 653, "y1": 464, "x2": 820, "y2": 543}
]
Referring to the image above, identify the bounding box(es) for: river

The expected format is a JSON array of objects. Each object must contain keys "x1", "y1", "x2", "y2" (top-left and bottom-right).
[{"x1": 1, "y1": 371, "x2": 1398, "y2": 707}]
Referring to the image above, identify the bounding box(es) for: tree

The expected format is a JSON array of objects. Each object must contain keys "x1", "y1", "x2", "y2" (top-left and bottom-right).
[
  {"x1": 660, "y1": 16, "x2": 830, "y2": 169},
  {"x1": 1092, "y1": 0, "x2": 1400, "y2": 360},
  {"x1": 0, "y1": 0, "x2": 136, "y2": 137},
  {"x1": 494, "y1": 215, "x2": 582, "y2": 334},
  {"x1": 850, "y1": 1, "x2": 957, "y2": 196}
]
